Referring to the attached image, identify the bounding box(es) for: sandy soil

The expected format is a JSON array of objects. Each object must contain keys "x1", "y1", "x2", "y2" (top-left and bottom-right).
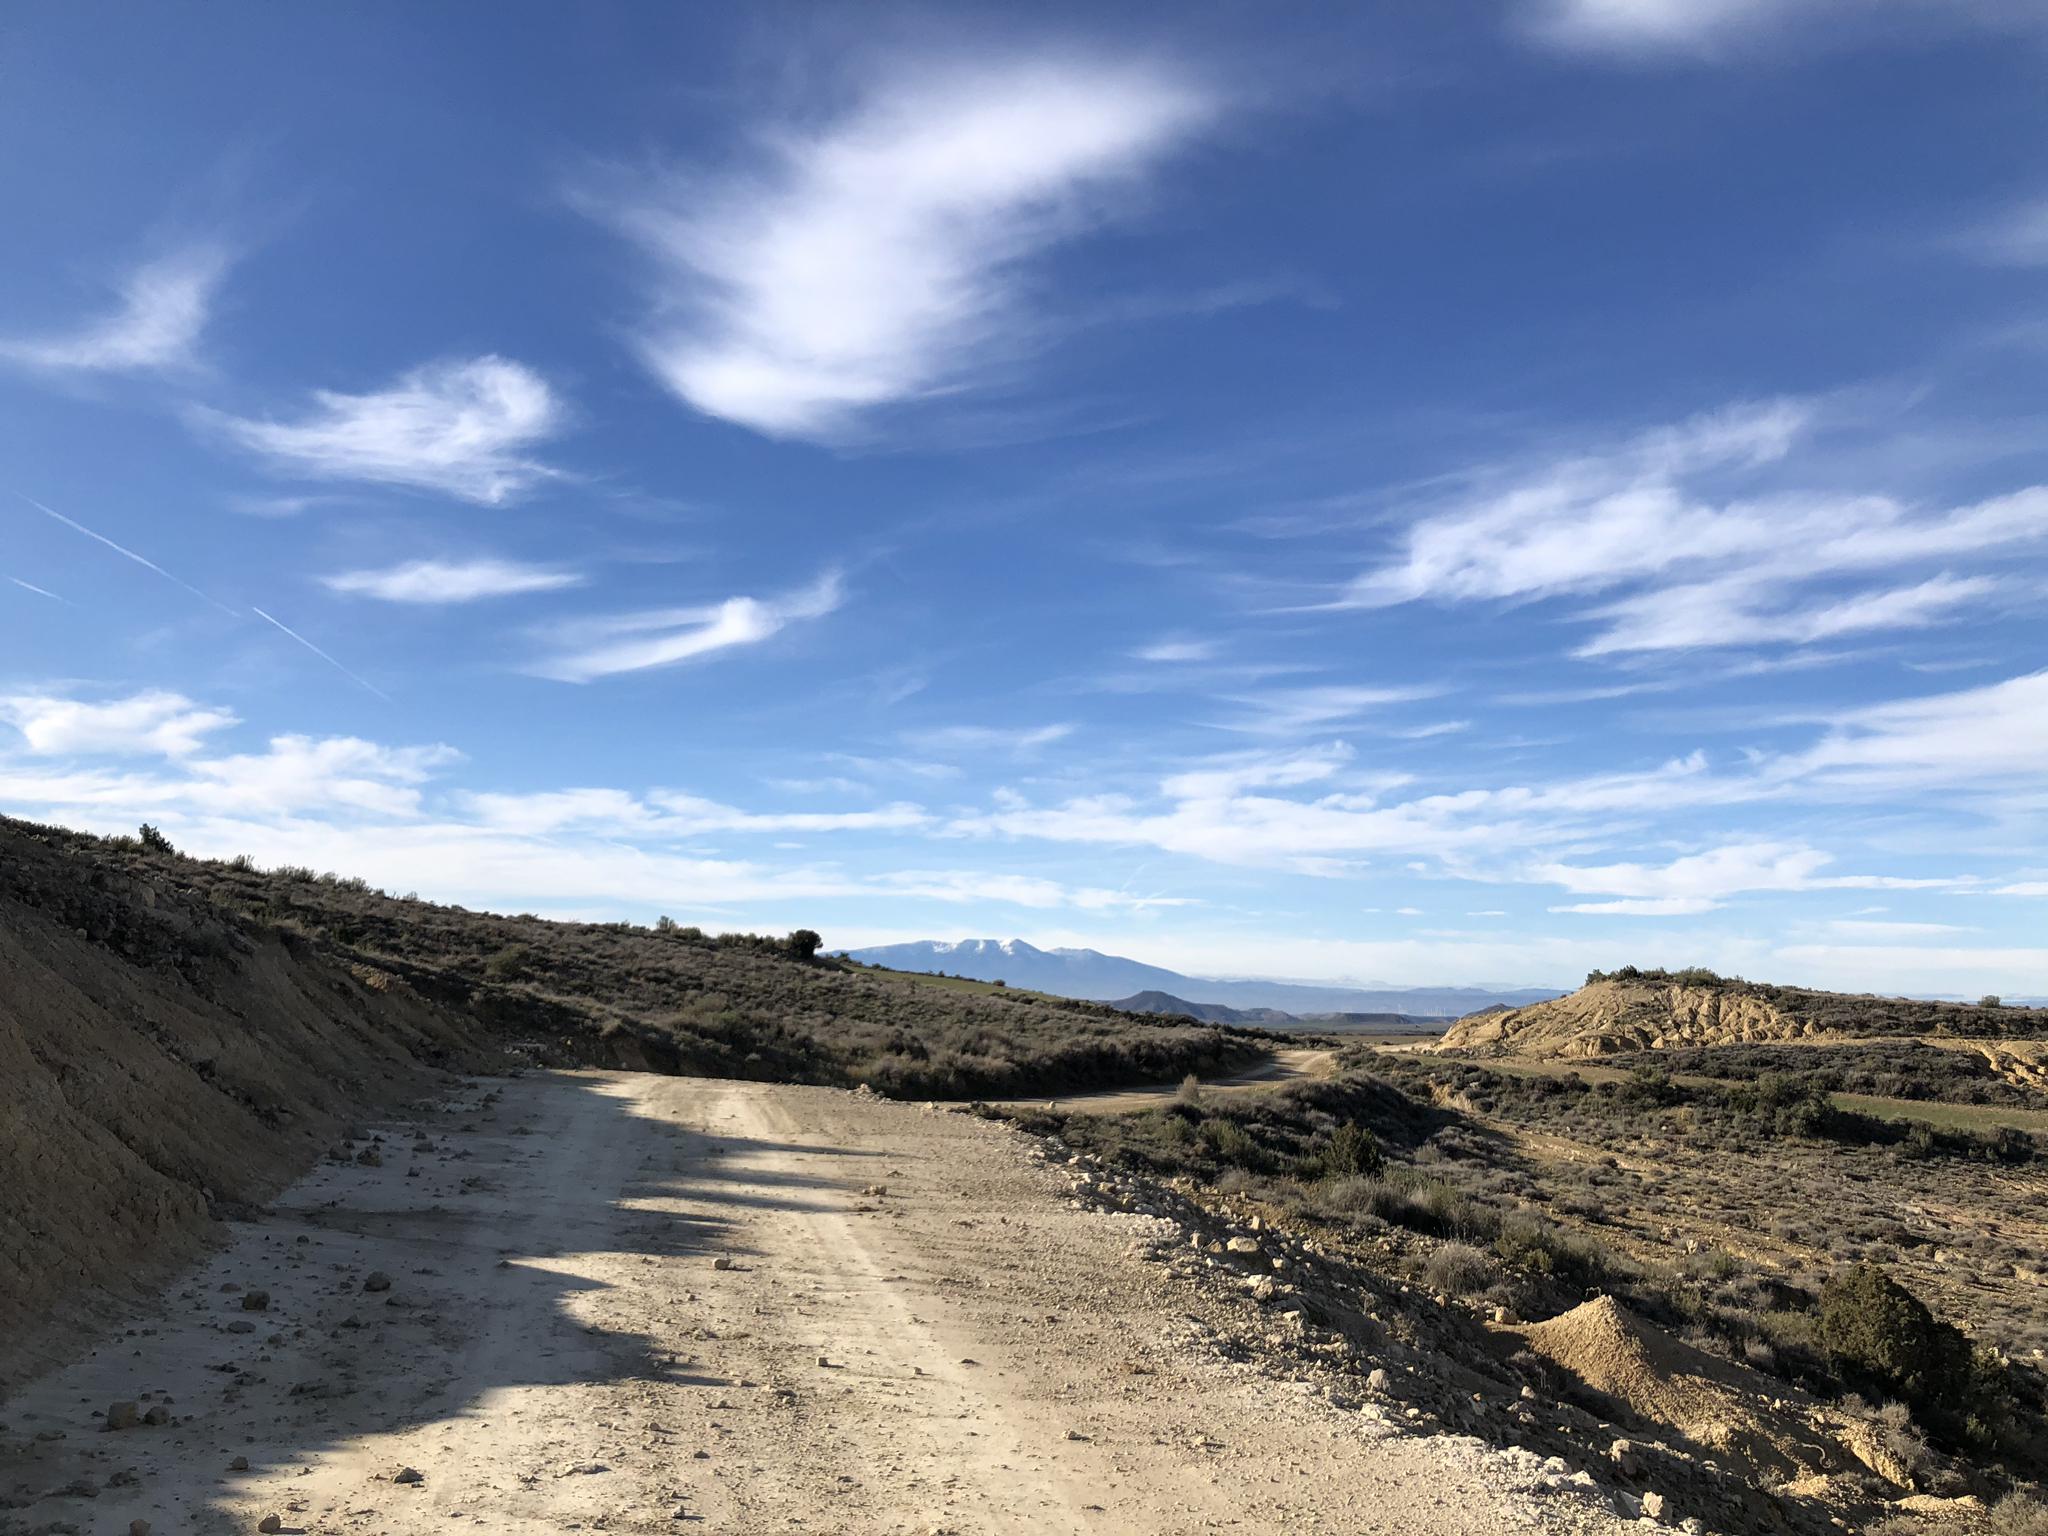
[{"x1": 0, "y1": 1070, "x2": 1633, "y2": 1535}]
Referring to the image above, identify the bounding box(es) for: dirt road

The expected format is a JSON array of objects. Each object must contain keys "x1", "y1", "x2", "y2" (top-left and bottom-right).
[
  {"x1": 0, "y1": 1071, "x2": 1630, "y2": 1534},
  {"x1": 996, "y1": 1046, "x2": 1338, "y2": 1116}
]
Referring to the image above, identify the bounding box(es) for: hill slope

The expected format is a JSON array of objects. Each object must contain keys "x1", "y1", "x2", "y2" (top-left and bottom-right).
[
  {"x1": 1110, "y1": 990, "x2": 1299, "y2": 1025},
  {"x1": 1440, "y1": 968, "x2": 2048, "y2": 1057},
  {"x1": 847, "y1": 938, "x2": 1561, "y2": 1016},
  {"x1": 0, "y1": 814, "x2": 1261, "y2": 1382},
  {"x1": 0, "y1": 817, "x2": 500, "y2": 1386}
]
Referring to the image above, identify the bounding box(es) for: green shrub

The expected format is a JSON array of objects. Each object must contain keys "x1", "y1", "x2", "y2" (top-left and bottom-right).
[
  {"x1": 1323, "y1": 1120, "x2": 1385, "y2": 1179},
  {"x1": 1423, "y1": 1243, "x2": 1494, "y2": 1296}
]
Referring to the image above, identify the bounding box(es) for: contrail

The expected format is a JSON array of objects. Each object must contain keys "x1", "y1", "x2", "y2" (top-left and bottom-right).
[
  {"x1": 7, "y1": 575, "x2": 65, "y2": 601},
  {"x1": 17, "y1": 492, "x2": 238, "y2": 616},
  {"x1": 251, "y1": 606, "x2": 391, "y2": 702}
]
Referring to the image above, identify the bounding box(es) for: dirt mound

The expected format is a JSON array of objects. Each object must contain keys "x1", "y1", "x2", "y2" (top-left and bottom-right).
[
  {"x1": 0, "y1": 822, "x2": 500, "y2": 1388},
  {"x1": 1443, "y1": 979, "x2": 1797, "y2": 1056},
  {"x1": 1443, "y1": 976, "x2": 2048, "y2": 1059},
  {"x1": 1517, "y1": 1297, "x2": 1847, "y2": 1485}
]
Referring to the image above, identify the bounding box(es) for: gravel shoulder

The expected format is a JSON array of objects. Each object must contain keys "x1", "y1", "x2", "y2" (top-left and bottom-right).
[{"x1": 1, "y1": 1070, "x2": 1634, "y2": 1535}]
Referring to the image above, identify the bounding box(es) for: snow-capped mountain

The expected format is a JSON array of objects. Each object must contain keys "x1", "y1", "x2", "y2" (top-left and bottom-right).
[{"x1": 838, "y1": 939, "x2": 1563, "y2": 1018}]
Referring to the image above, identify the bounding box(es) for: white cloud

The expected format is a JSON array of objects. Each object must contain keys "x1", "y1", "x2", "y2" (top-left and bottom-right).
[
  {"x1": 1553, "y1": 897, "x2": 1721, "y2": 916},
  {"x1": 1533, "y1": 840, "x2": 1967, "y2": 907},
  {"x1": 904, "y1": 723, "x2": 1075, "y2": 753},
  {"x1": 183, "y1": 736, "x2": 457, "y2": 817},
  {"x1": 1215, "y1": 684, "x2": 1442, "y2": 736},
  {"x1": 1535, "y1": 841, "x2": 1833, "y2": 900},
  {"x1": 1784, "y1": 668, "x2": 2048, "y2": 789},
  {"x1": 1995, "y1": 882, "x2": 2048, "y2": 897},
  {"x1": 461, "y1": 785, "x2": 929, "y2": 838},
  {"x1": 0, "y1": 690, "x2": 237, "y2": 757},
  {"x1": 950, "y1": 746, "x2": 1754, "y2": 872},
  {"x1": 588, "y1": 54, "x2": 1212, "y2": 440},
  {"x1": 0, "y1": 699, "x2": 1160, "y2": 921},
  {"x1": 1343, "y1": 398, "x2": 2047, "y2": 654},
  {"x1": 1523, "y1": 0, "x2": 2041, "y2": 58},
  {"x1": 204, "y1": 356, "x2": 561, "y2": 504},
  {"x1": 1578, "y1": 572, "x2": 1996, "y2": 656},
  {"x1": 532, "y1": 571, "x2": 844, "y2": 682},
  {"x1": 323, "y1": 557, "x2": 583, "y2": 604},
  {"x1": 0, "y1": 245, "x2": 229, "y2": 374},
  {"x1": 1134, "y1": 638, "x2": 1219, "y2": 663}
]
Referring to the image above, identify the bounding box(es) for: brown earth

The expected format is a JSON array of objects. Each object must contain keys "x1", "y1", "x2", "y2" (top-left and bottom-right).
[
  {"x1": 1441, "y1": 977, "x2": 2048, "y2": 1059},
  {"x1": 1442, "y1": 980, "x2": 1811, "y2": 1056},
  {"x1": 0, "y1": 825, "x2": 499, "y2": 1390}
]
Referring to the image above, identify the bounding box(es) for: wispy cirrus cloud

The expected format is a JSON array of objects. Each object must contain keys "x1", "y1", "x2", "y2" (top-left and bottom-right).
[
  {"x1": 323, "y1": 557, "x2": 583, "y2": 604},
  {"x1": 0, "y1": 245, "x2": 230, "y2": 374},
  {"x1": 903, "y1": 722, "x2": 1074, "y2": 754},
  {"x1": 1213, "y1": 683, "x2": 1441, "y2": 736},
  {"x1": 532, "y1": 570, "x2": 844, "y2": 682},
  {"x1": 584, "y1": 53, "x2": 1213, "y2": 440},
  {"x1": 1783, "y1": 667, "x2": 2048, "y2": 790},
  {"x1": 202, "y1": 356, "x2": 561, "y2": 504},
  {"x1": 1340, "y1": 400, "x2": 2048, "y2": 655},
  {"x1": 1133, "y1": 637, "x2": 1220, "y2": 663},
  {"x1": 1533, "y1": 840, "x2": 1963, "y2": 916}
]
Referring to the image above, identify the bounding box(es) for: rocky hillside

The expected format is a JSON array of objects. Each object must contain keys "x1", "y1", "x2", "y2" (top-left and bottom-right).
[{"x1": 1440, "y1": 968, "x2": 2048, "y2": 1057}]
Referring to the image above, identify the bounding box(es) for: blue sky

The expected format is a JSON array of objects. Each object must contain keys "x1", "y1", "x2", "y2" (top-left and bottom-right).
[{"x1": 3, "y1": 1, "x2": 2046, "y2": 995}]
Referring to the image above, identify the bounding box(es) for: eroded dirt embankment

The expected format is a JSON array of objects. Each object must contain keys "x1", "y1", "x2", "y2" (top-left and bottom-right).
[{"x1": 0, "y1": 826, "x2": 498, "y2": 1388}]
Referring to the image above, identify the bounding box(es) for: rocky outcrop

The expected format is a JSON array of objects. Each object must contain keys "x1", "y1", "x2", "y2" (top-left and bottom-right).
[{"x1": 1440, "y1": 980, "x2": 1803, "y2": 1057}]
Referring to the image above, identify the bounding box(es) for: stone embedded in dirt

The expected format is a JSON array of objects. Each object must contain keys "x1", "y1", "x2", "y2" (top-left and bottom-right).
[
  {"x1": 361, "y1": 1271, "x2": 392, "y2": 1292},
  {"x1": 142, "y1": 1406, "x2": 169, "y2": 1425},
  {"x1": 258, "y1": 1517, "x2": 283, "y2": 1534},
  {"x1": 356, "y1": 1147, "x2": 382, "y2": 1167},
  {"x1": 557, "y1": 1461, "x2": 610, "y2": 1476},
  {"x1": 861, "y1": 1184, "x2": 887, "y2": 1197},
  {"x1": 230, "y1": 1455, "x2": 250, "y2": 1471},
  {"x1": 1641, "y1": 1490, "x2": 1667, "y2": 1520},
  {"x1": 1226, "y1": 1237, "x2": 1260, "y2": 1256},
  {"x1": 711, "y1": 1256, "x2": 734, "y2": 1270},
  {"x1": 130, "y1": 1521, "x2": 152, "y2": 1536},
  {"x1": 227, "y1": 1320, "x2": 256, "y2": 1333},
  {"x1": 241, "y1": 1289, "x2": 270, "y2": 1311},
  {"x1": 393, "y1": 1466, "x2": 423, "y2": 1484},
  {"x1": 104, "y1": 1400, "x2": 140, "y2": 1430}
]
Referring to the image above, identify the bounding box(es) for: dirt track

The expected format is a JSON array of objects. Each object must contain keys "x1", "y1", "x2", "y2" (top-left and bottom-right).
[
  {"x1": 995, "y1": 1045, "x2": 1338, "y2": 1116},
  {"x1": 0, "y1": 1071, "x2": 1630, "y2": 1534}
]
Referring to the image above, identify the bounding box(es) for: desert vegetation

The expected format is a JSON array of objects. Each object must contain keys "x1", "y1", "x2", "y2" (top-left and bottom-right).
[
  {"x1": 1010, "y1": 978, "x2": 2048, "y2": 1532},
  {"x1": 0, "y1": 816, "x2": 1261, "y2": 1102}
]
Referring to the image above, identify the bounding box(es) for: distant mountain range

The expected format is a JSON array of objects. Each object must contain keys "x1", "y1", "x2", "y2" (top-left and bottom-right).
[
  {"x1": 1108, "y1": 990, "x2": 1435, "y2": 1031},
  {"x1": 840, "y1": 939, "x2": 1564, "y2": 1018}
]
